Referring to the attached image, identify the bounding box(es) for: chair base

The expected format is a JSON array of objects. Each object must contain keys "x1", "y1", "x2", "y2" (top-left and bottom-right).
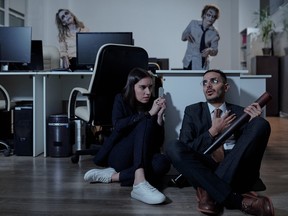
[
  {"x1": 71, "y1": 119, "x2": 111, "y2": 163},
  {"x1": 71, "y1": 144, "x2": 101, "y2": 163},
  {"x1": 0, "y1": 140, "x2": 12, "y2": 156}
]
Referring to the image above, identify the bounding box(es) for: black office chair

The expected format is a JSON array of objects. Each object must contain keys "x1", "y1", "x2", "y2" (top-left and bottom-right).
[
  {"x1": 0, "y1": 84, "x2": 13, "y2": 156},
  {"x1": 68, "y1": 44, "x2": 149, "y2": 163}
]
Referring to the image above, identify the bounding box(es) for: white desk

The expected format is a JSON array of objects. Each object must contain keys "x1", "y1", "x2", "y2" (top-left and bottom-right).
[
  {"x1": 0, "y1": 71, "x2": 93, "y2": 157},
  {"x1": 0, "y1": 70, "x2": 270, "y2": 156},
  {"x1": 240, "y1": 74, "x2": 271, "y2": 108},
  {"x1": 0, "y1": 72, "x2": 43, "y2": 156},
  {"x1": 39, "y1": 71, "x2": 93, "y2": 156},
  {"x1": 156, "y1": 70, "x2": 271, "y2": 147}
]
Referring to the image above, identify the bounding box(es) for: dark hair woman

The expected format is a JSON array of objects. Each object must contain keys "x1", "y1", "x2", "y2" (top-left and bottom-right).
[{"x1": 84, "y1": 67, "x2": 170, "y2": 205}]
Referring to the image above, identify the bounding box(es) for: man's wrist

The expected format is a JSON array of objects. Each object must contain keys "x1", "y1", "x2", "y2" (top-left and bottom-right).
[
  {"x1": 208, "y1": 128, "x2": 218, "y2": 138},
  {"x1": 208, "y1": 131, "x2": 214, "y2": 139}
]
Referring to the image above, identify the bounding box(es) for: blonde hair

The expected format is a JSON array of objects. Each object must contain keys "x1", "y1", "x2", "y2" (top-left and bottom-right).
[{"x1": 55, "y1": 9, "x2": 85, "y2": 42}]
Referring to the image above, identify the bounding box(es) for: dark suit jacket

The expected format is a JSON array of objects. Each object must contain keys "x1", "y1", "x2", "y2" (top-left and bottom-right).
[{"x1": 179, "y1": 101, "x2": 245, "y2": 153}]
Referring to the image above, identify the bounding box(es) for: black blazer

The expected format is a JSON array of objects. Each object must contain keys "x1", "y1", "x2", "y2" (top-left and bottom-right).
[
  {"x1": 94, "y1": 93, "x2": 164, "y2": 166},
  {"x1": 179, "y1": 102, "x2": 244, "y2": 153}
]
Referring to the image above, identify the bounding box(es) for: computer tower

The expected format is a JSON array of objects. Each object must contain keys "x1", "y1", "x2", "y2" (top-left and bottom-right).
[{"x1": 13, "y1": 105, "x2": 33, "y2": 156}]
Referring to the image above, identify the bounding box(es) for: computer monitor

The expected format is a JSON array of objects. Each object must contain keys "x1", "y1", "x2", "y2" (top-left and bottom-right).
[
  {"x1": 9, "y1": 40, "x2": 44, "y2": 71},
  {"x1": 76, "y1": 32, "x2": 133, "y2": 70},
  {"x1": 0, "y1": 26, "x2": 32, "y2": 71},
  {"x1": 27, "y1": 40, "x2": 44, "y2": 71}
]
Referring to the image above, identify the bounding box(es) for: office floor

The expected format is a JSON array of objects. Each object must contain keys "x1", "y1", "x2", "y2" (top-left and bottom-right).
[{"x1": 0, "y1": 117, "x2": 287, "y2": 216}]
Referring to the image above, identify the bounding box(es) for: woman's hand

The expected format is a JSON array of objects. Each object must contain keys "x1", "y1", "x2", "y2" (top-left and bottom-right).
[
  {"x1": 61, "y1": 56, "x2": 70, "y2": 69},
  {"x1": 149, "y1": 97, "x2": 166, "y2": 125},
  {"x1": 149, "y1": 97, "x2": 166, "y2": 115},
  {"x1": 157, "y1": 98, "x2": 166, "y2": 125}
]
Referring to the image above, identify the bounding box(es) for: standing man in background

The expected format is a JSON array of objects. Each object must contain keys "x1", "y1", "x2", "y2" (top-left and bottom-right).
[{"x1": 182, "y1": 4, "x2": 220, "y2": 70}]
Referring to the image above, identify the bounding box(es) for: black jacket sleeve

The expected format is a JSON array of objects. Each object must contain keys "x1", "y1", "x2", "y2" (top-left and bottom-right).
[{"x1": 179, "y1": 102, "x2": 244, "y2": 153}]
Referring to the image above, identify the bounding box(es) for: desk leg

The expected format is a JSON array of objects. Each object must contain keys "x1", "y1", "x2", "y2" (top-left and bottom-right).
[{"x1": 33, "y1": 75, "x2": 44, "y2": 156}]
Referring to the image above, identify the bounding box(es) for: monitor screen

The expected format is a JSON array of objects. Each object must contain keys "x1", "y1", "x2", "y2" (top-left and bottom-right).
[
  {"x1": 0, "y1": 26, "x2": 32, "y2": 68},
  {"x1": 28, "y1": 40, "x2": 44, "y2": 70},
  {"x1": 76, "y1": 32, "x2": 133, "y2": 70}
]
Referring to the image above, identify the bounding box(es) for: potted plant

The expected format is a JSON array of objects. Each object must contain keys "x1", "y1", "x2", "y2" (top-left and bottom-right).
[{"x1": 254, "y1": 8, "x2": 275, "y2": 55}]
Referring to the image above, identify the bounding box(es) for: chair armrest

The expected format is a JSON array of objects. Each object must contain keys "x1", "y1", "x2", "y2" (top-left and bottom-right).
[
  {"x1": 0, "y1": 85, "x2": 10, "y2": 111},
  {"x1": 68, "y1": 87, "x2": 90, "y2": 120}
]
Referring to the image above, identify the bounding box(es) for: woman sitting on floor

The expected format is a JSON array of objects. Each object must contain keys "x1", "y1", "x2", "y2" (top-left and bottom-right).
[{"x1": 84, "y1": 67, "x2": 171, "y2": 205}]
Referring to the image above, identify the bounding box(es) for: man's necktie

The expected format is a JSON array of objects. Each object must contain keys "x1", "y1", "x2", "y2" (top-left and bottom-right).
[
  {"x1": 200, "y1": 25, "x2": 208, "y2": 68},
  {"x1": 211, "y1": 108, "x2": 225, "y2": 163},
  {"x1": 214, "y1": 108, "x2": 222, "y2": 118}
]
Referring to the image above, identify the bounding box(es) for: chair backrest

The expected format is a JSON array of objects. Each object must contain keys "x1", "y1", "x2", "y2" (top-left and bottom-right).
[
  {"x1": 148, "y1": 62, "x2": 161, "y2": 74},
  {"x1": 0, "y1": 84, "x2": 10, "y2": 111},
  {"x1": 88, "y1": 43, "x2": 149, "y2": 126},
  {"x1": 148, "y1": 62, "x2": 163, "y2": 98},
  {"x1": 43, "y1": 45, "x2": 60, "y2": 70}
]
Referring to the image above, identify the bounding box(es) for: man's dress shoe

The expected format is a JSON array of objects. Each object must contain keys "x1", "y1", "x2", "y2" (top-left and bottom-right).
[
  {"x1": 242, "y1": 192, "x2": 274, "y2": 216},
  {"x1": 196, "y1": 187, "x2": 223, "y2": 215}
]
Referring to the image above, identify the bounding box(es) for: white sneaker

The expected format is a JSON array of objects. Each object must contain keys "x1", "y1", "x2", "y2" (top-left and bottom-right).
[
  {"x1": 84, "y1": 167, "x2": 116, "y2": 183},
  {"x1": 131, "y1": 181, "x2": 166, "y2": 204}
]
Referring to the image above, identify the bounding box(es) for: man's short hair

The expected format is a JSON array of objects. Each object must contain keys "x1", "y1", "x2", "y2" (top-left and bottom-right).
[
  {"x1": 201, "y1": 4, "x2": 220, "y2": 20},
  {"x1": 204, "y1": 69, "x2": 227, "y2": 83}
]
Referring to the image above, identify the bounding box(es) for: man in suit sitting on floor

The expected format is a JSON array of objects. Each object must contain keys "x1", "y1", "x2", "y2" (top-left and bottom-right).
[{"x1": 166, "y1": 69, "x2": 274, "y2": 216}]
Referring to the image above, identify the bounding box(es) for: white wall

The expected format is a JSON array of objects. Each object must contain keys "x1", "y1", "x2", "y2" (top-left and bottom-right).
[
  {"x1": 9, "y1": 0, "x2": 26, "y2": 14},
  {"x1": 26, "y1": 0, "x2": 259, "y2": 70}
]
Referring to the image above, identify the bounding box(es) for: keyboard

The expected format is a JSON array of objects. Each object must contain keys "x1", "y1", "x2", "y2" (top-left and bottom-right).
[{"x1": 50, "y1": 68, "x2": 72, "y2": 72}]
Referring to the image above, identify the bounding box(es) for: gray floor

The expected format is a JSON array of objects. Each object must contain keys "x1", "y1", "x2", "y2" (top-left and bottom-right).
[{"x1": 0, "y1": 117, "x2": 287, "y2": 215}]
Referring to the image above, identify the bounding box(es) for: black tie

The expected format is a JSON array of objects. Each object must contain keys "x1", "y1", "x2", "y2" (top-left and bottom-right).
[
  {"x1": 215, "y1": 108, "x2": 222, "y2": 118},
  {"x1": 200, "y1": 25, "x2": 208, "y2": 68}
]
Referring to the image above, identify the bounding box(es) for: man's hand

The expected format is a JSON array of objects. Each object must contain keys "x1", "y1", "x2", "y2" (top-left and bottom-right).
[
  {"x1": 186, "y1": 33, "x2": 195, "y2": 43},
  {"x1": 209, "y1": 110, "x2": 236, "y2": 137},
  {"x1": 201, "y1": 48, "x2": 211, "y2": 57},
  {"x1": 244, "y1": 102, "x2": 262, "y2": 121}
]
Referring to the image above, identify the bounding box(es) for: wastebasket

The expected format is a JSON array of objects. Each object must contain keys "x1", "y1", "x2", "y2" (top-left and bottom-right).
[{"x1": 47, "y1": 114, "x2": 72, "y2": 157}]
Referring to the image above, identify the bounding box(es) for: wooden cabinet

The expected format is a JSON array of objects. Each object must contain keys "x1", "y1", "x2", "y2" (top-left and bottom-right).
[
  {"x1": 251, "y1": 56, "x2": 279, "y2": 116},
  {"x1": 240, "y1": 28, "x2": 258, "y2": 71},
  {"x1": 280, "y1": 56, "x2": 288, "y2": 116}
]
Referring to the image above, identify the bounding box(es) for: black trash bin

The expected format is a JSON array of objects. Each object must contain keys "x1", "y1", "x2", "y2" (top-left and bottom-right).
[{"x1": 47, "y1": 114, "x2": 72, "y2": 157}]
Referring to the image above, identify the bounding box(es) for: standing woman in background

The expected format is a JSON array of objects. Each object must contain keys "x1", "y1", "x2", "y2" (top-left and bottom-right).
[
  {"x1": 182, "y1": 4, "x2": 220, "y2": 70},
  {"x1": 55, "y1": 9, "x2": 89, "y2": 70}
]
